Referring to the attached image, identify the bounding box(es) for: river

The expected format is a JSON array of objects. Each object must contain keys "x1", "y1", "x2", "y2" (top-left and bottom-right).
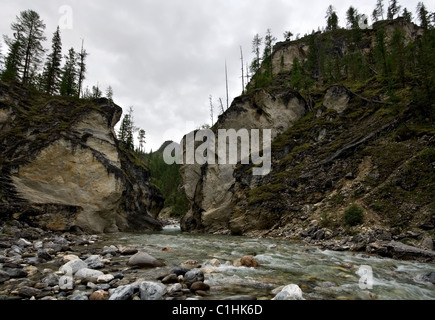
[{"x1": 96, "y1": 224, "x2": 435, "y2": 300}]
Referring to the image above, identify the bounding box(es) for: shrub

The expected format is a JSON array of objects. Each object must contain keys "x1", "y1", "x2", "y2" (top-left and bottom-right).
[{"x1": 343, "y1": 204, "x2": 364, "y2": 226}]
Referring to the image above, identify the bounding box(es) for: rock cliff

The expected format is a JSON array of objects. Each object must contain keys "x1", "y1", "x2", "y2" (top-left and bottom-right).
[
  {"x1": 0, "y1": 82, "x2": 164, "y2": 233},
  {"x1": 180, "y1": 18, "x2": 434, "y2": 255}
]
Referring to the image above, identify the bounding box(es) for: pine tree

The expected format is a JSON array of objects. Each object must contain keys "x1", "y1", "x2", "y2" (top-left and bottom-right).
[
  {"x1": 1, "y1": 36, "x2": 23, "y2": 82},
  {"x1": 374, "y1": 28, "x2": 390, "y2": 76},
  {"x1": 0, "y1": 41, "x2": 3, "y2": 74},
  {"x1": 138, "y1": 129, "x2": 146, "y2": 153},
  {"x1": 284, "y1": 31, "x2": 293, "y2": 41},
  {"x1": 92, "y1": 84, "x2": 102, "y2": 98},
  {"x1": 250, "y1": 34, "x2": 262, "y2": 74},
  {"x1": 390, "y1": 27, "x2": 406, "y2": 85},
  {"x1": 118, "y1": 107, "x2": 136, "y2": 150},
  {"x1": 387, "y1": 0, "x2": 402, "y2": 20},
  {"x1": 77, "y1": 40, "x2": 88, "y2": 98},
  {"x1": 402, "y1": 8, "x2": 413, "y2": 23},
  {"x1": 6, "y1": 10, "x2": 46, "y2": 85},
  {"x1": 417, "y1": 2, "x2": 429, "y2": 29},
  {"x1": 346, "y1": 6, "x2": 359, "y2": 29},
  {"x1": 59, "y1": 48, "x2": 77, "y2": 97},
  {"x1": 326, "y1": 5, "x2": 339, "y2": 31},
  {"x1": 372, "y1": 0, "x2": 385, "y2": 22},
  {"x1": 106, "y1": 85, "x2": 113, "y2": 102},
  {"x1": 263, "y1": 28, "x2": 277, "y2": 78},
  {"x1": 42, "y1": 26, "x2": 62, "y2": 95}
]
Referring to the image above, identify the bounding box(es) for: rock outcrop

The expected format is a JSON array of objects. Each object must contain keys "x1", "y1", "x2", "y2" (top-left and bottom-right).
[
  {"x1": 0, "y1": 82, "x2": 163, "y2": 233},
  {"x1": 179, "y1": 18, "x2": 434, "y2": 256},
  {"x1": 180, "y1": 88, "x2": 308, "y2": 233}
]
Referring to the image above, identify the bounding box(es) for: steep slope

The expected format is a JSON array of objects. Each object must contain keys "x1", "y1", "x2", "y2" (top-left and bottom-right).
[
  {"x1": 0, "y1": 82, "x2": 164, "y2": 233},
  {"x1": 180, "y1": 18, "x2": 434, "y2": 256}
]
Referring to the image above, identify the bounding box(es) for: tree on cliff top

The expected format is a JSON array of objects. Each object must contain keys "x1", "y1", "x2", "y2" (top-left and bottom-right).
[
  {"x1": 42, "y1": 26, "x2": 62, "y2": 95},
  {"x1": 4, "y1": 10, "x2": 46, "y2": 85},
  {"x1": 326, "y1": 5, "x2": 339, "y2": 31}
]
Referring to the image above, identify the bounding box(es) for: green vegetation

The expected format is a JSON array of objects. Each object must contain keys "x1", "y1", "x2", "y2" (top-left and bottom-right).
[
  {"x1": 343, "y1": 204, "x2": 365, "y2": 226},
  {"x1": 143, "y1": 143, "x2": 189, "y2": 218}
]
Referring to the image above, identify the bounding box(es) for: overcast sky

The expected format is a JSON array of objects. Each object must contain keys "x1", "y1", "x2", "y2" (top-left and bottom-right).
[{"x1": 1, "y1": 0, "x2": 433, "y2": 151}]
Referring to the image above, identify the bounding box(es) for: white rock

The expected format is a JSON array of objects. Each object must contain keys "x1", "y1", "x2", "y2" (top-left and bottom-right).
[
  {"x1": 17, "y1": 238, "x2": 32, "y2": 247},
  {"x1": 272, "y1": 284, "x2": 304, "y2": 300},
  {"x1": 59, "y1": 275, "x2": 74, "y2": 290},
  {"x1": 97, "y1": 274, "x2": 114, "y2": 283},
  {"x1": 59, "y1": 259, "x2": 87, "y2": 275},
  {"x1": 75, "y1": 268, "x2": 104, "y2": 283},
  {"x1": 139, "y1": 281, "x2": 167, "y2": 300},
  {"x1": 62, "y1": 254, "x2": 80, "y2": 264}
]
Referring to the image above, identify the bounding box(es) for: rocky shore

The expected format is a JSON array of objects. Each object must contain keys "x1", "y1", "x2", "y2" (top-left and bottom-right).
[
  {"x1": 1, "y1": 220, "x2": 434, "y2": 301},
  {"x1": 0, "y1": 220, "x2": 306, "y2": 301}
]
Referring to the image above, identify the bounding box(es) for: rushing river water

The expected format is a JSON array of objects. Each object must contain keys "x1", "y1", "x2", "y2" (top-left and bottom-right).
[{"x1": 99, "y1": 224, "x2": 435, "y2": 300}]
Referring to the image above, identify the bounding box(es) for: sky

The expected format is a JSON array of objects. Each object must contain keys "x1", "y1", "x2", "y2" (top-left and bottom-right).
[{"x1": 1, "y1": 0, "x2": 433, "y2": 152}]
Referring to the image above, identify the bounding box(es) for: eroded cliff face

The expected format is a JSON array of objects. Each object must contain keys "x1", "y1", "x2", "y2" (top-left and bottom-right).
[
  {"x1": 179, "y1": 18, "x2": 434, "y2": 254},
  {"x1": 180, "y1": 88, "x2": 308, "y2": 233},
  {"x1": 0, "y1": 82, "x2": 163, "y2": 233}
]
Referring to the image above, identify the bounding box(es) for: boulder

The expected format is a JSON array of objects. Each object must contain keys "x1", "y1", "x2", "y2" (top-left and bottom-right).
[
  {"x1": 59, "y1": 259, "x2": 87, "y2": 275},
  {"x1": 240, "y1": 255, "x2": 259, "y2": 268},
  {"x1": 272, "y1": 284, "x2": 304, "y2": 300},
  {"x1": 109, "y1": 284, "x2": 135, "y2": 300},
  {"x1": 97, "y1": 274, "x2": 115, "y2": 283},
  {"x1": 184, "y1": 269, "x2": 205, "y2": 285},
  {"x1": 58, "y1": 275, "x2": 74, "y2": 291},
  {"x1": 139, "y1": 281, "x2": 167, "y2": 300},
  {"x1": 84, "y1": 255, "x2": 104, "y2": 269},
  {"x1": 18, "y1": 286, "x2": 42, "y2": 298},
  {"x1": 127, "y1": 252, "x2": 165, "y2": 268},
  {"x1": 0, "y1": 270, "x2": 11, "y2": 284},
  {"x1": 75, "y1": 268, "x2": 104, "y2": 283},
  {"x1": 161, "y1": 274, "x2": 179, "y2": 284},
  {"x1": 171, "y1": 267, "x2": 190, "y2": 276},
  {"x1": 190, "y1": 281, "x2": 210, "y2": 292}
]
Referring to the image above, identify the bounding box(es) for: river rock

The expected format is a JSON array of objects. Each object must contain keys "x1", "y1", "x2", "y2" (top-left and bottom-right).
[
  {"x1": 41, "y1": 273, "x2": 60, "y2": 287},
  {"x1": 161, "y1": 274, "x2": 179, "y2": 284},
  {"x1": 240, "y1": 255, "x2": 259, "y2": 268},
  {"x1": 167, "y1": 283, "x2": 183, "y2": 296},
  {"x1": 68, "y1": 291, "x2": 89, "y2": 300},
  {"x1": 37, "y1": 249, "x2": 52, "y2": 261},
  {"x1": 139, "y1": 281, "x2": 167, "y2": 300},
  {"x1": 62, "y1": 254, "x2": 79, "y2": 263},
  {"x1": 75, "y1": 268, "x2": 104, "y2": 283},
  {"x1": 102, "y1": 245, "x2": 118, "y2": 255},
  {"x1": 109, "y1": 284, "x2": 135, "y2": 300},
  {"x1": 97, "y1": 274, "x2": 114, "y2": 283},
  {"x1": 17, "y1": 238, "x2": 32, "y2": 247},
  {"x1": 190, "y1": 281, "x2": 210, "y2": 292},
  {"x1": 89, "y1": 289, "x2": 108, "y2": 301},
  {"x1": 18, "y1": 286, "x2": 42, "y2": 298},
  {"x1": 127, "y1": 252, "x2": 165, "y2": 268},
  {"x1": 0, "y1": 270, "x2": 11, "y2": 283},
  {"x1": 422, "y1": 272, "x2": 435, "y2": 285},
  {"x1": 59, "y1": 259, "x2": 87, "y2": 275},
  {"x1": 84, "y1": 255, "x2": 104, "y2": 269},
  {"x1": 171, "y1": 267, "x2": 190, "y2": 276},
  {"x1": 120, "y1": 247, "x2": 138, "y2": 255},
  {"x1": 184, "y1": 269, "x2": 204, "y2": 285},
  {"x1": 4, "y1": 267, "x2": 28, "y2": 278},
  {"x1": 272, "y1": 284, "x2": 304, "y2": 300},
  {"x1": 59, "y1": 275, "x2": 74, "y2": 290}
]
